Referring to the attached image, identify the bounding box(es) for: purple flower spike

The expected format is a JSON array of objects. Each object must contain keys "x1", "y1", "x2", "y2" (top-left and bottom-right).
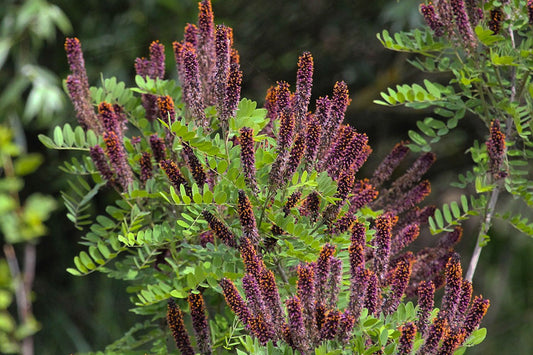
[
  {"x1": 283, "y1": 134, "x2": 306, "y2": 182},
  {"x1": 529, "y1": 1, "x2": 533, "y2": 26},
  {"x1": 463, "y1": 296, "x2": 490, "y2": 338},
  {"x1": 242, "y1": 273, "x2": 268, "y2": 319},
  {"x1": 167, "y1": 299, "x2": 194, "y2": 355},
  {"x1": 392, "y1": 180, "x2": 432, "y2": 215},
  {"x1": 329, "y1": 81, "x2": 350, "y2": 132},
  {"x1": 397, "y1": 322, "x2": 417, "y2": 355},
  {"x1": 202, "y1": 210, "x2": 237, "y2": 248},
  {"x1": 64, "y1": 38, "x2": 88, "y2": 82},
  {"x1": 364, "y1": 271, "x2": 381, "y2": 316},
  {"x1": 149, "y1": 40, "x2": 165, "y2": 79},
  {"x1": 417, "y1": 280, "x2": 435, "y2": 337},
  {"x1": 349, "y1": 266, "x2": 370, "y2": 319},
  {"x1": 238, "y1": 190, "x2": 260, "y2": 245},
  {"x1": 454, "y1": 279, "x2": 473, "y2": 326},
  {"x1": 450, "y1": 0, "x2": 477, "y2": 50},
  {"x1": 486, "y1": 119, "x2": 506, "y2": 178},
  {"x1": 321, "y1": 310, "x2": 340, "y2": 340},
  {"x1": 258, "y1": 269, "x2": 284, "y2": 338},
  {"x1": 373, "y1": 213, "x2": 395, "y2": 280},
  {"x1": 421, "y1": 313, "x2": 448, "y2": 354},
  {"x1": 299, "y1": 191, "x2": 320, "y2": 222},
  {"x1": 89, "y1": 145, "x2": 115, "y2": 186},
  {"x1": 384, "y1": 259, "x2": 411, "y2": 315},
  {"x1": 183, "y1": 143, "x2": 207, "y2": 187},
  {"x1": 239, "y1": 127, "x2": 259, "y2": 192},
  {"x1": 420, "y1": 3, "x2": 444, "y2": 37},
  {"x1": 315, "y1": 243, "x2": 336, "y2": 302},
  {"x1": 220, "y1": 278, "x2": 252, "y2": 327},
  {"x1": 180, "y1": 42, "x2": 207, "y2": 124},
  {"x1": 103, "y1": 131, "x2": 132, "y2": 191},
  {"x1": 238, "y1": 237, "x2": 265, "y2": 279},
  {"x1": 275, "y1": 81, "x2": 292, "y2": 116},
  {"x1": 337, "y1": 311, "x2": 355, "y2": 344},
  {"x1": 184, "y1": 23, "x2": 199, "y2": 47},
  {"x1": 66, "y1": 75, "x2": 100, "y2": 133},
  {"x1": 391, "y1": 223, "x2": 420, "y2": 255},
  {"x1": 441, "y1": 254, "x2": 463, "y2": 323},
  {"x1": 139, "y1": 152, "x2": 153, "y2": 184},
  {"x1": 149, "y1": 134, "x2": 167, "y2": 162},
  {"x1": 327, "y1": 257, "x2": 343, "y2": 307},
  {"x1": 188, "y1": 292, "x2": 212, "y2": 355},
  {"x1": 349, "y1": 179, "x2": 379, "y2": 213},
  {"x1": 294, "y1": 51, "x2": 314, "y2": 132},
  {"x1": 304, "y1": 114, "x2": 322, "y2": 168},
  {"x1": 215, "y1": 24, "x2": 231, "y2": 120},
  {"x1": 160, "y1": 160, "x2": 190, "y2": 196},
  {"x1": 438, "y1": 328, "x2": 466, "y2": 355},
  {"x1": 157, "y1": 95, "x2": 177, "y2": 123},
  {"x1": 98, "y1": 102, "x2": 121, "y2": 136},
  {"x1": 223, "y1": 60, "x2": 243, "y2": 122},
  {"x1": 286, "y1": 296, "x2": 308, "y2": 354},
  {"x1": 370, "y1": 141, "x2": 410, "y2": 189}
]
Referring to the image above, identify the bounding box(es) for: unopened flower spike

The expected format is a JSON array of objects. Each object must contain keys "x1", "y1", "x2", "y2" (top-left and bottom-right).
[
  {"x1": 197, "y1": 0, "x2": 216, "y2": 105},
  {"x1": 304, "y1": 114, "x2": 322, "y2": 169},
  {"x1": 349, "y1": 179, "x2": 379, "y2": 213},
  {"x1": 327, "y1": 257, "x2": 342, "y2": 307},
  {"x1": 370, "y1": 141, "x2": 410, "y2": 189},
  {"x1": 167, "y1": 299, "x2": 195, "y2": 355},
  {"x1": 391, "y1": 223, "x2": 420, "y2": 255},
  {"x1": 297, "y1": 263, "x2": 316, "y2": 335},
  {"x1": 187, "y1": 292, "x2": 212, "y2": 355}
]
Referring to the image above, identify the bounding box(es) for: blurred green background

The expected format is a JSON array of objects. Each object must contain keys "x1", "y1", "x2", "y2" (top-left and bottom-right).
[{"x1": 0, "y1": 0, "x2": 531, "y2": 353}]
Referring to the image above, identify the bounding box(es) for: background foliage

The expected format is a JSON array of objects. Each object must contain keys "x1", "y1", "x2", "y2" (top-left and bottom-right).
[{"x1": 0, "y1": 0, "x2": 531, "y2": 354}]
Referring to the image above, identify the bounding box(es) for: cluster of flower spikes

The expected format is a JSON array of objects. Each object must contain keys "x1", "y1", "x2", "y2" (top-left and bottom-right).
[
  {"x1": 166, "y1": 292, "x2": 212, "y2": 355},
  {"x1": 217, "y1": 212, "x2": 490, "y2": 354},
  {"x1": 420, "y1": 0, "x2": 484, "y2": 50}
]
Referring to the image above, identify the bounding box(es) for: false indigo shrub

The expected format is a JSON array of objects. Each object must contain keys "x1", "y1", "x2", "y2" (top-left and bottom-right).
[{"x1": 40, "y1": 0, "x2": 493, "y2": 353}]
